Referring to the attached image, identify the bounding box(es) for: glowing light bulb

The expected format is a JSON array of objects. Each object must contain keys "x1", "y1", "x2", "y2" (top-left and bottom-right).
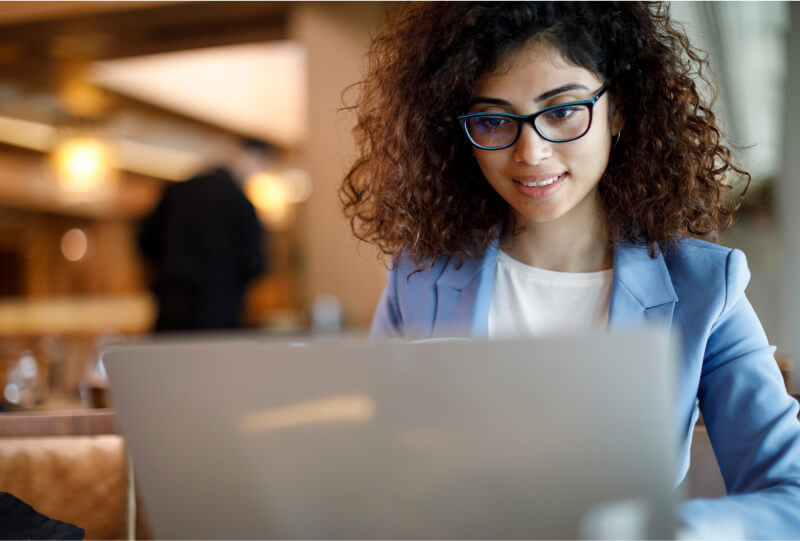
[
  {"x1": 244, "y1": 172, "x2": 290, "y2": 225},
  {"x1": 52, "y1": 136, "x2": 112, "y2": 192}
]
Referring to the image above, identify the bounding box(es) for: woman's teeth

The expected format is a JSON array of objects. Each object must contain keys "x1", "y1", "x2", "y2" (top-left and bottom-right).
[{"x1": 517, "y1": 175, "x2": 561, "y2": 187}]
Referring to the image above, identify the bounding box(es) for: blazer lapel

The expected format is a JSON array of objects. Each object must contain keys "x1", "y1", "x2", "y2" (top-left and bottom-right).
[
  {"x1": 430, "y1": 238, "x2": 677, "y2": 338},
  {"x1": 609, "y1": 242, "x2": 678, "y2": 332},
  {"x1": 433, "y1": 239, "x2": 499, "y2": 339}
]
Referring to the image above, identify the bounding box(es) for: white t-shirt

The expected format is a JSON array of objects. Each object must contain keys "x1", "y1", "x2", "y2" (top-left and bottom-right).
[{"x1": 488, "y1": 249, "x2": 614, "y2": 339}]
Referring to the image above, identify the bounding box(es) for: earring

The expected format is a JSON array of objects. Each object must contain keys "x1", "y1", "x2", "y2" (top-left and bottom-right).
[{"x1": 614, "y1": 131, "x2": 622, "y2": 147}]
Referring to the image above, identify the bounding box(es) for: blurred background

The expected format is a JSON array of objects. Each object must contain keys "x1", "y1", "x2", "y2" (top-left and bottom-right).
[
  {"x1": 0, "y1": 0, "x2": 797, "y2": 414},
  {"x1": 0, "y1": 1, "x2": 394, "y2": 411}
]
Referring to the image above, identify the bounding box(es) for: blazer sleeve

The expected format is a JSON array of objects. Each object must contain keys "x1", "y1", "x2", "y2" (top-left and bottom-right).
[
  {"x1": 678, "y1": 249, "x2": 800, "y2": 538},
  {"x1": 369, "y1": 265, "x2": 403, "y2": 340}
]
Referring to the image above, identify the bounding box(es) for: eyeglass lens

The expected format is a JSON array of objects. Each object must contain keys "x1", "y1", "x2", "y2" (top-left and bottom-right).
[{"x1": 465, "y1": 104, "x2": 591, "y2": 148}]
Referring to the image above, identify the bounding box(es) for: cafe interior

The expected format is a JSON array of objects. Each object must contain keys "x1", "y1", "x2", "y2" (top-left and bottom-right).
[{"x1": 0, "y1": 1, "x2": 798, "y2": 538}]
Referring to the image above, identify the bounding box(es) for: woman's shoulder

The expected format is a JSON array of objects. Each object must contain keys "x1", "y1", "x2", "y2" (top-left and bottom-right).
[
  {"x1": 389, "y1": 255, "x2": 448, "y2": 281},
  {"x1": 383, "y1": 256, "x2": 452, "y2": 301},
  {"x1": 388, "y1": 248, "x2": 494, "y2": 287},
  {"x1": 665, "y1": 237, "x2": 750, "y2": 301},
  {"x1": 668, "y1": 237, "x2": 747, "y2": 271}
]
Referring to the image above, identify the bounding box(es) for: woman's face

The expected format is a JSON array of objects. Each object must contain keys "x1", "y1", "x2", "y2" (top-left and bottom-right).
[{"x1": 469, "y1": 39, "x2": 619, "y2": 229}]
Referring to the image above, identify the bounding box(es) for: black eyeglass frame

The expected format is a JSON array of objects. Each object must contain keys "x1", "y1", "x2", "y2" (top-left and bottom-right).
[{"x1": 458, "y1": 83, "x2": 609, "y2": 150}]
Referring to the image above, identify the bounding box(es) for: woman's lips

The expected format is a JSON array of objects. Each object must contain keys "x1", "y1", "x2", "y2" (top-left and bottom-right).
[{"x1": 512, "y1": 173, "x2": 566, "y2": 199}]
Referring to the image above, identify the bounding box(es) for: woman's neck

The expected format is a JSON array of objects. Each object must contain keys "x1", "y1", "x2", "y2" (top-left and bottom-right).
[{"x1": 500, "y1": 207, "x2": 612, "y2": 273}]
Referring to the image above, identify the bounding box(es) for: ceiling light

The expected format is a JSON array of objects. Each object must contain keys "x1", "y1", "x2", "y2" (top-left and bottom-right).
[{"x1": 51, "y1": 135, "x2": 115, "y2": 194}]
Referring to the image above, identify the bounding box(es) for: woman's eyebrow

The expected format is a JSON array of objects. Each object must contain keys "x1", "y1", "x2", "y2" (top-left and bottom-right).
[
  {"x1": 535, "y1": 83, "x2": 590, "y2": 103},
  {"x1": 471, "y1": 97, "x2": 511, "y2": 107},
  {"x1": 471, "y1": 83, "x2": 591, "y2": 108}
]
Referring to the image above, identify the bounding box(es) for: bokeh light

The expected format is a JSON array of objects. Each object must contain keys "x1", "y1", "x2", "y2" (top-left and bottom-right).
[
  {"x1": 244, "y1": 171, "x2": 290, "y2": 225},
  {"x1": 52, "y1": 136, "x2": 113, "y2": 192},
  {"x1": 61, "y1": 228, "x2": 88, "y2": 261}
]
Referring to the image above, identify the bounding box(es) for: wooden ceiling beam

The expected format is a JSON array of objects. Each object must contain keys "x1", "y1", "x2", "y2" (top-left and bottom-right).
[{"x1": 0, "y1": 2, "x2": 290, "y2": 62}]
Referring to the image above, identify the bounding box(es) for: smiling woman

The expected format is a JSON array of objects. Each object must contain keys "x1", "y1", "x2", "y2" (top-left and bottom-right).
[
  {"x1": 340, "y1": 2, "x2": 800, "y2": 538},
  {"x1": 341, "y1": 2, "x2": 746, "y2": 270}
]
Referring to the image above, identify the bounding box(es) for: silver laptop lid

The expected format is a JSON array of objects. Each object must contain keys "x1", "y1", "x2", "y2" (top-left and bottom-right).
[{"x1": 104, "y1": 329, "x2": 678, "y2": 539}]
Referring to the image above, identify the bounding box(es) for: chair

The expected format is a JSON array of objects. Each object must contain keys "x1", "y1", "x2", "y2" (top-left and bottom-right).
[{"x1": 0, "y1": 409, "x2": 149, "y2": 540}]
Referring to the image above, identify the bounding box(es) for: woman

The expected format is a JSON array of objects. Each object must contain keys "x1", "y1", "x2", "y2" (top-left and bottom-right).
[{"x1": 341, "y1": 2, "x2": 800, "y2": 536}]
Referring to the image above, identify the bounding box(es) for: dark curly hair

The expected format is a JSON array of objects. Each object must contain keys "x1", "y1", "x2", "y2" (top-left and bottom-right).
[{"x1": 340, "y1": 2, "x2": 749, "y2": 269}]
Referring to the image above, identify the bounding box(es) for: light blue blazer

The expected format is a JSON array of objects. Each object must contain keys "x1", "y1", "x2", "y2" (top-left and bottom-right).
[{"x1": 370, "y1": 236, "x2": 800, "y2": 538}]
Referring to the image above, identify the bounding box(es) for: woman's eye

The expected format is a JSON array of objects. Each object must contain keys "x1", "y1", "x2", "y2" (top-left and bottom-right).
[
  {"x1": 544, "y1": 106, "x2": 580, "y2": 122},
  {"x1": 478, "y1": 116, "x2": 510, "y2": 129}
]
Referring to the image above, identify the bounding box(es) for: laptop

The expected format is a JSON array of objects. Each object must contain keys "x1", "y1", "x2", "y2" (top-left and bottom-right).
[{"x1": 103, "y1": 329, "x2": 679, "y2": 539}]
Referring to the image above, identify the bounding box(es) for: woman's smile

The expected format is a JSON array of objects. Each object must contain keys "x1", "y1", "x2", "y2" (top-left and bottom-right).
[{"x1": 511, "y1": 172, "x2": 567, "y2": 199}]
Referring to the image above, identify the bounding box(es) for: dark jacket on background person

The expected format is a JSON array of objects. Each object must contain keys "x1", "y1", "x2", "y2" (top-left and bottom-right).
[
  {"x1": 0, "y1": 492, "x2": 84, "y2": 540},
  {"x1": 138, "y1": 167, "x2": 266, "y2": 331}
]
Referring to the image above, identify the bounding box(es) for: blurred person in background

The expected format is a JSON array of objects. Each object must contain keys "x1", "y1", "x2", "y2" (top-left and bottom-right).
[{"x1": 139, "y1": 138, "x2": 269, "y2": 331}]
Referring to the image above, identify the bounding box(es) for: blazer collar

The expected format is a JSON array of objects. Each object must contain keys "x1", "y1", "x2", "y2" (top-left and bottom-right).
[
  {"x1": 431, "y1": 235, "x2": 678, "y2": 338},
  {"x1": 433, "y1": 237, "x2": 500, "y2": 338},
  {"x1": 608, "y1": 242, "x2": 678, "y2": 330}
]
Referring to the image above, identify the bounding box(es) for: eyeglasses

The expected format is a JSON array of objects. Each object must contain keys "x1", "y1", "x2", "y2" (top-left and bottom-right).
[{"x1": 458, "y1": 84, "x2": 608, "y2": 150}]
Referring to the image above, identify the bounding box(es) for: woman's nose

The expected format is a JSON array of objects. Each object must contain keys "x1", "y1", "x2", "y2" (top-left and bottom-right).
[{"x1": 513, "y1": 123, "x2": 553, "y2": 165}]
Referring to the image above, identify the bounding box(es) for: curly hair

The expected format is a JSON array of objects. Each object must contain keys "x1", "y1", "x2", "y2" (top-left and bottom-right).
[{"x1": 340, "y1": 2, "x2": 749, "y2": 269}]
